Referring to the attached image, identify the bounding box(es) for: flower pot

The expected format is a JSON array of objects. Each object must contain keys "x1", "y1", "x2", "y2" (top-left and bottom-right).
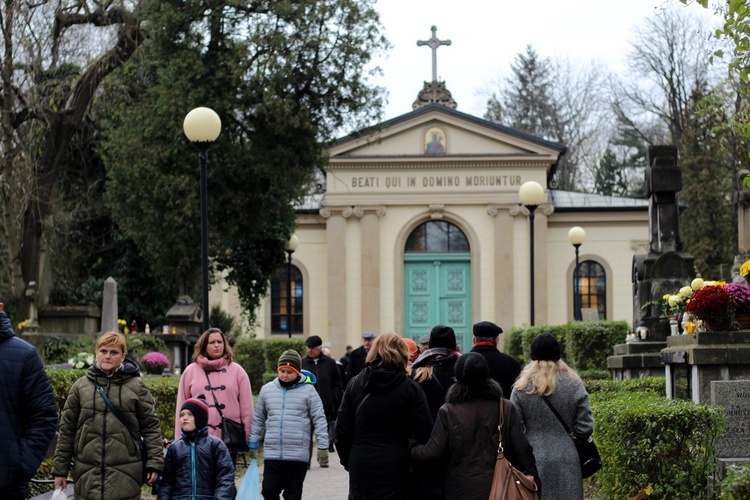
[
  {"x1": 736, "y1": 313, "x2": 750, "y2": 330},
  {"x1": 669, "y1": 320, "x2": 679, "y2": 336}
]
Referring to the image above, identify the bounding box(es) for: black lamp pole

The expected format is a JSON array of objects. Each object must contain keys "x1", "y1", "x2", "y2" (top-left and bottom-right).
[
  {"x1": 527, "y1": 204, "x2": 538, "y2": 326},
  {"x1": 199, "y1": 146, "x2": 210, "y2": 332},
  {"x1": 183, "y1": 107, "x2": 221, "y2": 334},
  {"x1": 567, "y1": 226, "x2": 586, "y2": 322},
  {"x1": 286, "y1": 249, "x2": 293, "y2": 338}
]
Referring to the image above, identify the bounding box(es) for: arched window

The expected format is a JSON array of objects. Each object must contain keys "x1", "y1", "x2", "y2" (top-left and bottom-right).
[
  {"x1": 577, "y1": 260, "x2": 606, "y2": 320},
  {"x1": 405, "y1": 221, "x2": 469, "y2": 253},
  {"x1": 271, "y1": 264, "x2": 303, "y2": 335}
]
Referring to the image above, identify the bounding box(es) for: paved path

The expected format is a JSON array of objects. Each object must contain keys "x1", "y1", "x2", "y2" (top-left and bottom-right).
[{"x1": 235, "y1": 450, "x2": 350, "y2": 499}]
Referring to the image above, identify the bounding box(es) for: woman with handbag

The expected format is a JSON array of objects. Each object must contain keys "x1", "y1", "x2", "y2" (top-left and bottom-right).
[
  {"x1": 510, "y1": 333, "x2": 595, "y2": 500},
  {"x1": 52, "y1": 332, "x2": 165, "y2": 499},
  {"x1": 176, "y1": 327, "x2": 254, "y2": 463},
  {"x1": 411, "y1": 352, "x2": 540, "y2": 500}
]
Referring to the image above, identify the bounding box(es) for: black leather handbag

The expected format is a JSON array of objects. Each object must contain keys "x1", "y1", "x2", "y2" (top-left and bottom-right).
[{"x1": 205, "y1": 371, "x2": 247, "y2": 452}]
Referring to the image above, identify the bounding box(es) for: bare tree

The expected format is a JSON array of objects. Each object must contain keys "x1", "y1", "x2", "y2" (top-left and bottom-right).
[
  {"x1": 0, "y1": 0, "x2": 145, "y2": 315},
  {"x1": 611, "y1": 8, "x2": 717, "y2": 147},
  {"x1": 484, "y1": 46, "x2": 611, "y2": 191}
]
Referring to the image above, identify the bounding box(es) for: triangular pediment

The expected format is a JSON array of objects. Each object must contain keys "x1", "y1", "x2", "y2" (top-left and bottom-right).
[{"x1": 329, "y1": 104, "x2": 565, "y2": 161}]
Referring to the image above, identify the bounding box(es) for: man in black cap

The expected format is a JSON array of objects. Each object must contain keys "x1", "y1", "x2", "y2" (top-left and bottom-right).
[
  {"x1": 344, "y1": 333, "x2": 375, "y2": 383},
  {"x1": 469, "y1": 321, "x2": 521, "y2": 398},
  {"x1": 301, "y1": 335, "x2": 343, "y2": 456}
]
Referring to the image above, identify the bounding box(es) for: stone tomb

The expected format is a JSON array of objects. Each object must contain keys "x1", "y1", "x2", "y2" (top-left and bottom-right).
[{"x1": 711, "y1": 380, "x2": 750, "y2": 468}]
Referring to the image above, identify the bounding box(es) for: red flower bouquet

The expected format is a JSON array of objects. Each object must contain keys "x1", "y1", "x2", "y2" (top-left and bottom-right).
[{"x1": 685, "y1": 284, "x2": 736, "y2": 331}]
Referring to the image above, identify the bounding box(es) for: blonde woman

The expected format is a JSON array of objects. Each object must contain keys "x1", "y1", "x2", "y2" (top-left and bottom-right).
[
  {"x1": 510, "y1": 332, "x2": 594, "y2": 500},
  {"x1": 336, "y1": 332, "x2": 433, "y2": 499}
]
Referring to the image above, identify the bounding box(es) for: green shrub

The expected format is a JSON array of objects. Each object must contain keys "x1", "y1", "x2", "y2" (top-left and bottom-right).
[
  {"x1": 124, "y1": 334, "x2": 168, "y2": 372},
  {"x1": 145, "y1": 376, "x2": 181, "y2": 440},
  {"x1": 516, "y1": 321, "x2": 627, "y2": 371},
  {"x1": 591, "y1": 392, "x2": 725, "y2": 499},
  {"x1": 43, "y1": 335, "x2": 97, "y2": 365},
  {"x1": 503, "y1": 326, "x2": 524, "y2": 360},
  {"x1": 579, "y1": 369, "x2": 611, "y2": 380},
  {"x1": 234, "y1": 338, "x2": 266, "y2": 393},
  {"x1": 586, "y1": 377, "x2": 666, "y2": 397},
  {"x1": 717, "y1": 464, "x2": 750, "y2": 499}
]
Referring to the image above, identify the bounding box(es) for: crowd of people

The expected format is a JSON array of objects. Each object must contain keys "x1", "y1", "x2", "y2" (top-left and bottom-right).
[{"x1": 0, "y1": 303, "x2": 595, "y2": 500}]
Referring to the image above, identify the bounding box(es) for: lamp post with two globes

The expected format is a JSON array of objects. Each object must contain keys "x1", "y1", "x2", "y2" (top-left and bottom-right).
[
  {"x1": 518, "y1": 181, "x2": 545, "y2": 326},
  {"x1": 567, "y1": 226, "x2": 587, "y2": 321},
  {"x1": 183, "y1": 107, "x2": 222, "y2": 332}
]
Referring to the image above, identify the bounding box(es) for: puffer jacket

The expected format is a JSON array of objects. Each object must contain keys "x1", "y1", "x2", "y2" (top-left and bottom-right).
[
  {"x1": 157, "y1": 427, "x2": 235, "y2": 499},
  {"x1": 52, "y1": 359, "x2": 165, "y2": 500},
  {"x1": 249, "y1": 370, "x2": 328, "y2": 462},
  {"x1": 0, "y1": 311, "x2": 57, "y2": 499}
]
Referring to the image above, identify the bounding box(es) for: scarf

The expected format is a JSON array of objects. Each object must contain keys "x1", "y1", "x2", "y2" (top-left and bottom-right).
[{"x1": 411, "y1": 347, "x2": 460, "y2": 369}]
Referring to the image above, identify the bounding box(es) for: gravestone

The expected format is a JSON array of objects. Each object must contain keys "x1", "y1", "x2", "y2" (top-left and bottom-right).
[
  {"x1": 100, "y1": 276, "x2": 118, "y2": 334},
  {"x1": 632, "y1": 145, "x2": 695, "y2": 341},
  {"x1": 608, "y1": 146, "x2": 695, "y2": 379},
  {"x1": 711, "y1": 380, "x2": 750, "y2": 468}
]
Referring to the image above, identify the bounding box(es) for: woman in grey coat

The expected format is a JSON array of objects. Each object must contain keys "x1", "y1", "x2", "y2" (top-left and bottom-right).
[{"x1": 510, "y1": 333, "x2": 594, "y2": 500}]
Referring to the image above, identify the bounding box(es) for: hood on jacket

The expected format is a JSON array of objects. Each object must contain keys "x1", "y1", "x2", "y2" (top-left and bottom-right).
[
  {"x1": 361, "y1": 365, "x2": 406, "y2": 394},
  {"x1": 86, "y1": 357, "x2": 142, "y2": 381},
  {"x1": 275, "y1": 369, "x2": 317, "y2": 390},
  {"x1": 0, "y1": 311, "x2": 15, "y2": 343}
]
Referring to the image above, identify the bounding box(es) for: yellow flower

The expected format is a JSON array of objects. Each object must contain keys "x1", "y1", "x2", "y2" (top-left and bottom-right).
[
  {"x1": 679, "y1": 286, "x2": 693, "y2": 297},
  {"x1": 691, "y1": 278, "x2": 704, "y2": 290},
  {"x1": 741, "y1": 260, "x2": 750, "y2": 278}
]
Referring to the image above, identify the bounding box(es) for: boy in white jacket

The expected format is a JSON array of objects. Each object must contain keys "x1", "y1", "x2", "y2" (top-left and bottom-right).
[{"x1": 249, "y1": 349, "x2": 328, "y2": 500}]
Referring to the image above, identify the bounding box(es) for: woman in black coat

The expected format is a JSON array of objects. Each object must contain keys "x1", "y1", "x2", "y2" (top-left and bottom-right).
[
  {"x1": 336, "y1": 333, "x2": 433, "y2": 500},
  {"x1": 411, "y1": 352, "x2": 541, "y2": 500}
]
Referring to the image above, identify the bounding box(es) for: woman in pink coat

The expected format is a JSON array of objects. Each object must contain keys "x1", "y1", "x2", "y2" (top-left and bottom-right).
[{"x1": 176, "y1": 328, "x2": 254, "y2": 463}]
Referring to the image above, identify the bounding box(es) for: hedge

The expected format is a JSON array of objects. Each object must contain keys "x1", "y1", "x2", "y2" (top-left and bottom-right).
[
  {"x1": 506, "y1": 320, "x2": 628, "y2": 371},
  {"x1": 590, "y1": 392, "x2": 725, "y2": 499}
]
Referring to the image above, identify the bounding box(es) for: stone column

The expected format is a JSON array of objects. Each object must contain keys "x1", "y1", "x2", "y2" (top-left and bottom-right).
[
  {"x1": 488, "y1": 204, "x2": 515, "y2": 333},
  {"x1": 320, "y1": 206, "x2": 353, "y2": 354},
  {"x1": 354, "y1": 205, "x2": 386, "y2": 335},
  {"x1": 101, "y1": 277, "x2": 119, "y2": 334}
]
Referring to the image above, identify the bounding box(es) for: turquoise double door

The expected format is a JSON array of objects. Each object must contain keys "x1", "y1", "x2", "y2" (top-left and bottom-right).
[{"x1": 404, "y1": 253, "x2": 472, "y2": 353}]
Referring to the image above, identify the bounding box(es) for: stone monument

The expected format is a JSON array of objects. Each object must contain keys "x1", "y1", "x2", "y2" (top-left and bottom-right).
[
  {"x1": 100, "y1": 276, "x2": 118, "y2": 334},
  {"x1": 608, "y1": 146, "x2": 696, "y2": 379},
  {"x1": 712, "y1": 379, "x2": 750, "y2": 471}
]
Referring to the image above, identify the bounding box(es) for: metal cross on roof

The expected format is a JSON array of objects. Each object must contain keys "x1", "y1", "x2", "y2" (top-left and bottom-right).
[{"x1": 417, "y1": 25, "x2": 452, "y2": 83}]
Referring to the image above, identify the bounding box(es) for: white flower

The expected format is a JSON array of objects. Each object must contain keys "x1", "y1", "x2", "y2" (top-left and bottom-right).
[
  {"x1": 86, "y1": 356, "x2": 94, "y2": 365},
  {"x1": 75, "y1": 361, "x2": 84, "y2": 369},
  {"x1": 67, "y1": 358, "x2": 74, "y2": 365}
]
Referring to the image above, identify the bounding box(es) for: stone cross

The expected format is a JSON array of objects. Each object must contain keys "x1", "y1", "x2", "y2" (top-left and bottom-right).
[
  {"x1": 101, "y1": 276, "x2": 118, "y2": 334},
  {"x1": 417, "y1": 26, "x2": 451, "y2": 83}
]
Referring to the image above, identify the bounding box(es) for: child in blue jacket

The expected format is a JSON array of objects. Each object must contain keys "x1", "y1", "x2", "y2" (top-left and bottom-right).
[
  {"x1": 249, "y1": 349, "x2": 329, "y2": 500},
  {"x1": 158, "y1": 397, "x2": 236, "y2": 499}
]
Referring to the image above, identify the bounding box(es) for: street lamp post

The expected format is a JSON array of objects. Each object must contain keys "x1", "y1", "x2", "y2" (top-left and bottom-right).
[
  {"x1": 285, "y1": 234, "x2": 299, "y2": 338},
  {"x1": 183, "y1": 107, "x2": 222, "y2": 332},
  {"x1": 568, "y1": 226, "x2": 587, "y2": 321},
  {"x1": 519, "y1": 181, "x2": 545, "y2": 326}
]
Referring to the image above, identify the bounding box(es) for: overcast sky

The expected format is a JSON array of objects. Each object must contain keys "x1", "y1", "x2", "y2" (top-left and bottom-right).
[{"x1": 369, "y1": 0, "x2": 723, "y2": 121}]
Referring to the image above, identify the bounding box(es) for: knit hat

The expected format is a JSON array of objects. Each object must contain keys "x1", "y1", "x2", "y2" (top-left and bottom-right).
[
  {"x1": 402, "y1": 338, "x2": 419, "y2": 364},
  {"x1": 278, "y1": 349, "x2": 302, "y2": 374},
  {"x1": 530, "y1": 333, "x2": 561, "y2": 361},
  {"x1": 305, "y1": 335, "x2": 323, "y2": 348},
  {"x1": 429, "y1": 325, "x2": 457, "y2": 350},
  {"x1": 472, "y1": 321, "x2": 503, "y2": 338},
  {"x1": 181, "y1": 397, "x2": 209, "y2": 430},
  {"x1": 454, "y1": 352, "x2": 489, "y2": 386}
]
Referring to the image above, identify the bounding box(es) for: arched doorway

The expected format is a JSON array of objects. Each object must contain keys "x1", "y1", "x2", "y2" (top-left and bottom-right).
[{"x1": 404, "y1": 221, "x2": 472, "y2": 352}]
